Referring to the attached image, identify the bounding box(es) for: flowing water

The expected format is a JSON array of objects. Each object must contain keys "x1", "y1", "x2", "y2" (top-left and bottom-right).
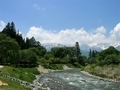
[{"x1": 39, "y1": 69, "x2": 120, "y2": 90}]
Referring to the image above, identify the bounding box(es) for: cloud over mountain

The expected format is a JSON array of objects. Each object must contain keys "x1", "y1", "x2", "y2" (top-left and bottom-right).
[
  {"x1": 26, "y1": 23, "x2": 120, "y2": 46},
  {"x1": 110, "y1": 23, "x2": 120, "y2": 41}
]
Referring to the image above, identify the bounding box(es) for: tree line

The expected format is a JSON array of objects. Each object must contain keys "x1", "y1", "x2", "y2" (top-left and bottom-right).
[
  {"x1": 0, "y1": 22, "x2": 46, "y2": 67},
  {"x1": 0, "y1": 22, "x2": 120, "y2": 68}
]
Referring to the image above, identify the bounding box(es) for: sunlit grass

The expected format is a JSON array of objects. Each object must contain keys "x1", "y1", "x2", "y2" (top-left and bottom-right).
[
  {"x1": 0, "y1": 77, "x2": 31, "y2": 90},
  {"x1": 83, "y1": 64, "x2": 120, "y2": 80},
  {"x1": 0, "y1": 66, "x2": 40, "y2": 83}
]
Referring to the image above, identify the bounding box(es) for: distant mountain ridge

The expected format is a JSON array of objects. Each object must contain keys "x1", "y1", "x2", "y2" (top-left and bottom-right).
[
  {"x1": 42, "y1": 43, "x2": 120, "y2": 51},
  {"x1": 42, "y1": 43, "x2": 66, "y2": 51},
  {"x1": 42, "y1": 43, "x2": 120, "y2": 56}
]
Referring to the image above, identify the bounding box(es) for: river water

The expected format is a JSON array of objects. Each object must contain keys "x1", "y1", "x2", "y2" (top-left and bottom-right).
[{"x1": 39, "y1": 69, "x2": 120, "y2": 90}]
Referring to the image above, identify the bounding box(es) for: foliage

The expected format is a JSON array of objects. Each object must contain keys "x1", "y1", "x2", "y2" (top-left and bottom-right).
[
  {"x1": 0, "y1": 77, "x2": 31, "y2": 90},
  {"x1": 0, "y1": 22, "x2": 47, "y2": 66},
  {"x1": 1, "y1": 66, "x2": 40, "y2": 83},
  {"x1": 88, "y1": 46, "x2": 120, "y2": 65},
  {"x1": 83, "y1": 64, "x2": 120, "y2": 80},
  {"x1": 75, "y1": 41, "x2": 81, "y2": 57},
  {"x1": 0, "y1": 33, "x2": 20, "y2": 65},
  {"x1": 43, "y1": 64, "x2": 63, "y2": 70},
  {"x1": 29, "y1": 46, "x2": 46, "y2": 58},
  {"x1": 2, "y1": 22, "x2": 16, "y2": 39},
  {"x1": 19, "y1": 49, "x2": 37, "y2": 67}
]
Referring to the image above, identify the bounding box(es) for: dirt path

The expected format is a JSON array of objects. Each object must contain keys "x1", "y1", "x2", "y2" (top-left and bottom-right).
[
  {"x1": 63, "y1": 65, "x2": 72, "y2": 70},
  {"x1": 37, "y1": 65, "x2": 49, "y2": 73}
]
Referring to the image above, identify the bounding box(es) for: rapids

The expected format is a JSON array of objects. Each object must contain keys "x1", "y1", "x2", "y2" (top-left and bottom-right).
[{"x1": 39, "y1": 69, "x2": 120, "y2": 90}]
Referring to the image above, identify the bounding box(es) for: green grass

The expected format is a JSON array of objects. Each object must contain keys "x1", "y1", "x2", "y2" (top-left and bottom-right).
[
  {"x1": 83, "y1": 64, "x2": 120, "y2": 80},
  {"x1": 43, "y1": 64, "x2": 63, "y2": 70},
  {"x1": 0, "y1": 66, "x2": 40, "y2": 83},
  {"x1": 66, "y1": 64, "x2": 75, "y2": 68},
  {"x1": 0, "y1": 77, "x2": 31, "y2": 90}
]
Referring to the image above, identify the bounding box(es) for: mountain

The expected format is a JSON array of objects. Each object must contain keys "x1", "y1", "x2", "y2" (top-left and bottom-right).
[
  {"x1": 42, "y1": 43, "x2": 120, "y2": 56},
  {"x1": 116, "y1": 45, "x2": 120, "y2": 51},
  {"x1": 95, "y1": 43, "x2": 110, "y2": 50},
  {"x1": 80, "y1": 44, "x2": 90, "y2": 51},
  {"x1": 42, "y1": 43, "x2": 66, "y2": 51}
]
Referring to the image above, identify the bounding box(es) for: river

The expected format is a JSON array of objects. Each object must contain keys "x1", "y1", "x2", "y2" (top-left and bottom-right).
[{"x1": 39, "y1": 69, "x2": 120, "y2": 90}]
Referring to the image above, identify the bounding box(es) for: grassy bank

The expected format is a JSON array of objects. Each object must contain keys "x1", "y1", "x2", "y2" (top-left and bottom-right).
[
  {"x1": 43, "y1": 64, "x2": 63, "y2": 70},
  {"x1": 0, "y1": 77, "x2": 31, "y2": 90},
  {"x1": 83, "y1": 64, "x2": 120, "y2": 80},
  {"x1": 42, "y1": 63, "x2": 81, "y2": 70},
  {"x1": 0, "y1": 66, "x2": 40, "y2": 83}
]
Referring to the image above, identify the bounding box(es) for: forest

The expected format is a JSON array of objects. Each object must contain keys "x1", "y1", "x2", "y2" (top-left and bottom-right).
[{"x1": 0, "y1": 22, "x2": 120, "y2": 69}]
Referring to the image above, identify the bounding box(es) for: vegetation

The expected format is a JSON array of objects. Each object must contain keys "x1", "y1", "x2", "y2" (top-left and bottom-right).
[
  {"x1": 0, "y1": 77, "x2": 31, "y2": 90},
  {"x1": 87, "y1": 46, "x2": 120, "y2": 65},
  {"x1": 0, "y1": 76, "x2": 31, "y2": 90},
  {"x1": 83, "y1": 46, "x2": 120, "y2": 80},
  {"x1": 0, "y1": 66, "x2": 40, "y2": 83},
  {"x1": 0, "y1": 22, "x2": 46, "y2": 67},
  {"x1": 83, "y1": 64, "x2": 120, "y2": 80}
]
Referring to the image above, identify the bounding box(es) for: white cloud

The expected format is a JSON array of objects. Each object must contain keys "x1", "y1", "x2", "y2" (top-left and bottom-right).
[
  {"x1": 26, "y1": 25, "x2": 112, "y2": 46},
  {"x1": 0, "y1": 20, "x2": 6, "y2": 31},
  {"x1": 110, "y1": 23, "x2": 120, "y2": 42},
  {"x1": 34, "y1": 4, "x2": 40, "y2": 10},
  {"x1": 33, "y1": 4, "x2": 45, "y2": 11},
  {"x1": 95, "y1": 26, "x2": 106, "y2": 34}
]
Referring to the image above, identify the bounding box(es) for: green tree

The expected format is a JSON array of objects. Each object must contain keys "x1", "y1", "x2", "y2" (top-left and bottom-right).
[
  {"x1": 74, "y1": 41, "x2": 82, "y2": 64},
  {"x1": 19, "y1": 49, "x2": 37, "y2": 67},
  {"x1": 29, "y1": 46, "x2": 46, "y2": 57},
  {"x1": 0, "y1": 33, "x2": 20, "y2": 65},
  {"x1": 2, "y1": 22, "x2": 16, "y2": 39},
  {"x1": 75, "y1": 42, "x2": 81, "y2": 57},
  {"x1": 16, "y1": 33, "x2": 26, "y2": 49},
  {"x1": 78, "y1": 55, "x2": 87, "y2": 66},
  {"x1": 89, "y1": 49, "x2": 92, "y2": 58},
  {"x1": 51, "y1": 47, "x2": 65, "y2": 58}
]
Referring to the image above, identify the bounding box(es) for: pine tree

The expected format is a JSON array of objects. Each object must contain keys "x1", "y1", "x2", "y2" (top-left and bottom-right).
[
  {"x1": 75, "y1": 41, "x2": 81, "y2": 57},
  {"x1": 2, "y1": 22, "x2": 16, "y2": 39},
  {"x1": 92, "y1": 50, "x2": 95, "y2": 57},
  {"x1": 89, "y1": 49, "x2": 92, "y2": 58}
]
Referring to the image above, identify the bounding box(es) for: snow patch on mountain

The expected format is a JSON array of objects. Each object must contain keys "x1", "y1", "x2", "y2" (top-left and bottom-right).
[{"x1": 42, "y1": 43, "x2": 120, "y2": 51}]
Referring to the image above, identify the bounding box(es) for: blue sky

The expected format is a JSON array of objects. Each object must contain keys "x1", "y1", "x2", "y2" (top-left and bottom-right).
[{"x1": 0, "y1": 0, "x2": 120, "y2": 46}]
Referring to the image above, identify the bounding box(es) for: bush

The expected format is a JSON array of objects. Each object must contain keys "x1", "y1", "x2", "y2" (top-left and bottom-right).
[
  {"x1": 1, "y1": 66, "x2": 40, "y2": 83},
  {"x1": 19, "y1": 49, "x2": 37, "y2": 67},
  {"x1": 43, "y1": 64, "x2": 63, "y2": 70}
]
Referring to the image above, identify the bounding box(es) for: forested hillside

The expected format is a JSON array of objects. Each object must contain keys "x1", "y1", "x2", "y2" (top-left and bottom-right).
[{"x1": 0, "y1": 22, "x2": 46, "y2": 67}]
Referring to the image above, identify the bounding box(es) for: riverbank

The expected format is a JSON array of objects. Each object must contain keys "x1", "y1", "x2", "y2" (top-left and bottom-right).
[
  {"x1": 82, "y1": 65, "x2": 120, "y2": 83},
  {"x1": 81, "y1": 71, "x2": 120, "y2": 83},
  {"x1": 0, "y1": 66, "x2": 41, "y2": 90},
  {"x1": 37, "y1": 64, "x2": 72, "y2": 74}
]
